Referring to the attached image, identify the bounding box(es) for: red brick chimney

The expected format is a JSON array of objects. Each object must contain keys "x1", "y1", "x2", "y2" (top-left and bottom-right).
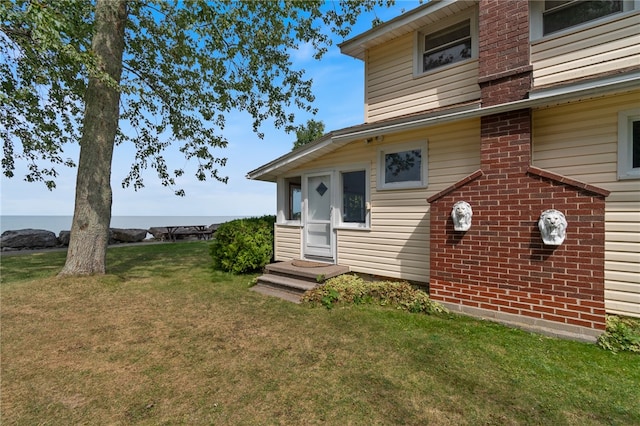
[
  {"x1": 478, "y1": 0, "x2": 532, "y2": 107},
  {"x1": 426, "y1": 0, "x2": 609, "y2": 340}
]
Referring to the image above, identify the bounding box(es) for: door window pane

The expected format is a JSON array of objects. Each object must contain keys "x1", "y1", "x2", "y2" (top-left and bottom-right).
[
  {"x1": 307, "y1": 223, "x2": 330, "y2": 246},
  {"x1": 307, "y1": 175, "x2": 331, "y2": 221}
]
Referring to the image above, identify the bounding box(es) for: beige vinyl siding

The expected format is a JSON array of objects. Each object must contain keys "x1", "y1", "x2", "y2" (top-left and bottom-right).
[
  {"x1": 274, "y1": 225, "x2": 301, "y2": 261},
  {"x1": 365, "y1": 33, "x2": 481, "y2": 123},
  {"x1": 531, "y1": 12, "x2": 640, "y2": 88},
  {"x1": 344, "y1": 182, "x2": 431, "y2": 281},
  {"x1": 533, "y1": 91, "x2": 640, "y2": 318},
  {"x1": 287, "y1": 119, "x2": 480, "y2": 283}
]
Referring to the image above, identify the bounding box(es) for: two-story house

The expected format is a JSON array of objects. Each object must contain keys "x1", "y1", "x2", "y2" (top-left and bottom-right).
[{"x1": 247, "y1": 0, "x2": 640, "y2": 341}]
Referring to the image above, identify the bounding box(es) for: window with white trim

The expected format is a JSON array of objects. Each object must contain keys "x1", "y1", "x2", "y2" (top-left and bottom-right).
[
  {"x1": 618, "y1": 109, "x2": 640, "y2": 179},
  {"x1": 338, "y1": 168, "x2": 369, "y2": 229},
  {"x1": 378, "y1": 143, "x2": 428, "y2": 190},
  {"x1": 416, "y1": 14, "x2": 477, "y2": 76},
  {"x1": 342, "y1": 170, "x2": 366, "y2": 223},
  {"x1": 531, "y1": 0, "x2": 635, "y2": 39}
]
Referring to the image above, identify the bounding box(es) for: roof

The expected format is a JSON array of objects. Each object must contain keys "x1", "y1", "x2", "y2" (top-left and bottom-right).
[
  {"x1": 246, "y1": 70, "x2": 640, "y2": 182},
  {"x1": 339, "y1": 0, "x2": 477, "y2": 60}
]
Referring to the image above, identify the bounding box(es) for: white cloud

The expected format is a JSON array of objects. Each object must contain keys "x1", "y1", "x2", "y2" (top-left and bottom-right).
[{"x1": 288, "y1": 40, "x2": 317, "y2": 63}]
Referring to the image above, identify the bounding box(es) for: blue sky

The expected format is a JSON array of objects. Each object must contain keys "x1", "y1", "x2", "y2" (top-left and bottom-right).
[{"x1": 0, "y1": 2, "x2": 420, "y2": 217}]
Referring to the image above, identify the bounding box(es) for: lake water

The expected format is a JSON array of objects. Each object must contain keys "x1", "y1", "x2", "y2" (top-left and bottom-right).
[{"x1": 0, "y1": 215, "x2": 247, "y2": 236}]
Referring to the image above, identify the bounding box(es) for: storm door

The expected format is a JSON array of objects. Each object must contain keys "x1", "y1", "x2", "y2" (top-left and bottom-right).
[{"x1": 303, "y1": 172, "x2": 334, "y2": 261}]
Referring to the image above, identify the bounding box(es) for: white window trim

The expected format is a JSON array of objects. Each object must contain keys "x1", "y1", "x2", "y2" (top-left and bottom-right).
[
  {"x1": 335, "y1": 164, "x2": 371, "y2": 230},
  {"x1": 618, "y1": 108, "x2": 640, "y2": 180},
  {"x1": 413, "y1": 7, "x2": 478, "y2": 77},
  {"x1": 530, "y1": 0, "x2": 639, "y2": 41},
  {"x1": 378, "y1": 141, "x2": 428, "y2": 191}
]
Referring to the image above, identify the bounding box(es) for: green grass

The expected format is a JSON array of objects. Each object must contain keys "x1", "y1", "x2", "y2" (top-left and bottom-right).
[{"x1": 1, "y1": 242, "x2": 639, "y2": 425}]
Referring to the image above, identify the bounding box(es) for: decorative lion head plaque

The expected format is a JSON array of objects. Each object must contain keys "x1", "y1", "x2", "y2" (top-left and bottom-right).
[
  {"x1": 538, "y1": 209, "x2": 567, "y2": 246},
  {"x1": 451, "y1": 201, "x2": 472, "y2": 231}
]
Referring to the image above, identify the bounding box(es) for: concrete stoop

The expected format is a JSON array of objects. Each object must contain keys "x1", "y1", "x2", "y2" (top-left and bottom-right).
[{"x1": 251, "y1": 260, "x2": 349, "y2": 303}]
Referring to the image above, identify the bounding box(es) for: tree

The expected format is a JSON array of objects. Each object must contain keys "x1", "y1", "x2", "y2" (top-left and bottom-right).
[
  {"x1": 292, "y1": 118, "x2": 325, "y2": 150},
  {"x1": 1, "y1": 0, "x2": 391, "y2": 275}
]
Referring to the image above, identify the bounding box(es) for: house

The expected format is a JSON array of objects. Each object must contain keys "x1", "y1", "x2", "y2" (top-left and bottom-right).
[{"x1": 247, "y1": 0, "x2": 640, "y2": 341}]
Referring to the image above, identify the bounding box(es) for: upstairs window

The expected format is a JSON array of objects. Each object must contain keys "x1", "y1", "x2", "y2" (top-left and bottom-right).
[
  {"x1": 415, "y1": 7, "x2": 477, "y2": 77},
  {"x1": 542, "y1": 0, "x2": 623, "y2": 35},
  {"x1": 422, "y1": 20, "x2": 472, "y2": 72}
]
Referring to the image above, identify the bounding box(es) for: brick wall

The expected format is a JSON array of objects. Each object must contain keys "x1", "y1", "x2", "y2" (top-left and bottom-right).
[
  {"x1": 427, "y1": 109, "x2": 609, "y2": 339},
  {"x1": 478, "y1": 0, "x2": 530, "y2": 78},
  {"x1": 478, "y1": 0, "x2": 532, "y2": 107}
]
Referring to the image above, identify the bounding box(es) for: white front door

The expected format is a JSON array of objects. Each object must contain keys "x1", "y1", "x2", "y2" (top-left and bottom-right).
[{"x1": 304, "y1": 172, "x2": 334, "y2": 261}]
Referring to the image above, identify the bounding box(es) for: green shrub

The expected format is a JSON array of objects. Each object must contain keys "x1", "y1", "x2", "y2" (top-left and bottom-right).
[
  {"x1": 597, "y1": 315, "x2": 640, "y2": 353},
  {"x1": 302, "y1": 274, "x2": 448, "y2": 315},
  {"x1": 210, "y1": 215, "x2": 276, "y2": 274}
]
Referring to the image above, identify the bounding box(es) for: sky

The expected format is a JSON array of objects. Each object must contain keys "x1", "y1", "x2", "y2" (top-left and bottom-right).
[{"x1": 0, "y1": 2, "x2": 421, "y2": 217}]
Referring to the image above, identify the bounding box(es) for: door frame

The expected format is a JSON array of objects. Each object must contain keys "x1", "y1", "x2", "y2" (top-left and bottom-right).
[{"x1": 302, "y1": 171, "x2": 336, "y2": 262}]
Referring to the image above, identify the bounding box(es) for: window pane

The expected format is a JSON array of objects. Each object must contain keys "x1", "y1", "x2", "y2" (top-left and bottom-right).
[
  {"x1": 423, "y1": 39, "x2": 471, "y2": 72},
  {"x1": 545, "y1": 0, "x2": 574, "y2": 11},
  {"x1": 423, "y1": 21, "x2": 471, "y2": 72},
  {"x1": 425, "y1": 22, "x2": 470, "y2": 51},
  {"x1": 289, "y1": 185, "x2": 301, "y2": 220},
  {"x1": 543, "y1": 0, "x2": 622, "y2": 35},
  {"x1": 633, "y1": 120, "x2": 640, "y2": 169},
  {"x1": 385, "y1": 150, "x2": 422, "y2": 184},
  {"x1": 342, "y1": 170, "x2": 366, "y2": 223}
]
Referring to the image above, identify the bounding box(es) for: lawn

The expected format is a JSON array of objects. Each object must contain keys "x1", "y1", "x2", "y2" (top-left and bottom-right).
[{"x1": 1, "y1": 242, "x2": 638, "y2": 425}]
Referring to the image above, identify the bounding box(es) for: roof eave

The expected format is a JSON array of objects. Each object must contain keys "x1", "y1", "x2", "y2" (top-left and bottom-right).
[
  {"x1": 246, "y1": 132, "x2": 338, "y2": 182},
  {"x1": 247, "y1": 70, "x2": 640, "y2": 182},
  {"x1": 339, "y1": 0, "x2": 469, "y2": 60}
]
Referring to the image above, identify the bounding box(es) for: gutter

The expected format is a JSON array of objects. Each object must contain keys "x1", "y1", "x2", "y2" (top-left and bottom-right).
[{"x1": 332, "y1": 70, "x2": 640, "y2": 143}]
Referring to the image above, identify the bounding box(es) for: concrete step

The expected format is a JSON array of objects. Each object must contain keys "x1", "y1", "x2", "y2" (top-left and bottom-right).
[
  {"x1": 251, "y1": 271, "x2": 323, "y2": 303},
  {"x1": 250, "y1": 284, "x2": 304, "y2": 304},
  {"x1": 257, "y1": 273, "x2": 318, "y2": 292},
  {"x1": 251, "y1": 260, "x2": 349, "y2": 303},
  {"x1": 264, "y1": 261, "x2": 349, "y2": 283}
]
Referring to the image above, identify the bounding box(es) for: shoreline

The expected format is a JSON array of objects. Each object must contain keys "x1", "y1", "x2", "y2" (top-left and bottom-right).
[
  {"x1": 0, "y1": 239, "x2": 207, "y2": 257},
  {"x1": 0, "y1": 215, "x2": 245, "y2": 236}
]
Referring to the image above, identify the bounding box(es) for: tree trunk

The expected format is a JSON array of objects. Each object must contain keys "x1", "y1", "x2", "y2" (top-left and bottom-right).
[{"x1": 59, "y1": 0, "x2": 127, "y2": 276}]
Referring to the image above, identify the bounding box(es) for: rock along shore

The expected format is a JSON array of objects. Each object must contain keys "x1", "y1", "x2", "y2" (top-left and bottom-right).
[{"x1": 0, "y1": 224, "x2": 220, "y2": 253}]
